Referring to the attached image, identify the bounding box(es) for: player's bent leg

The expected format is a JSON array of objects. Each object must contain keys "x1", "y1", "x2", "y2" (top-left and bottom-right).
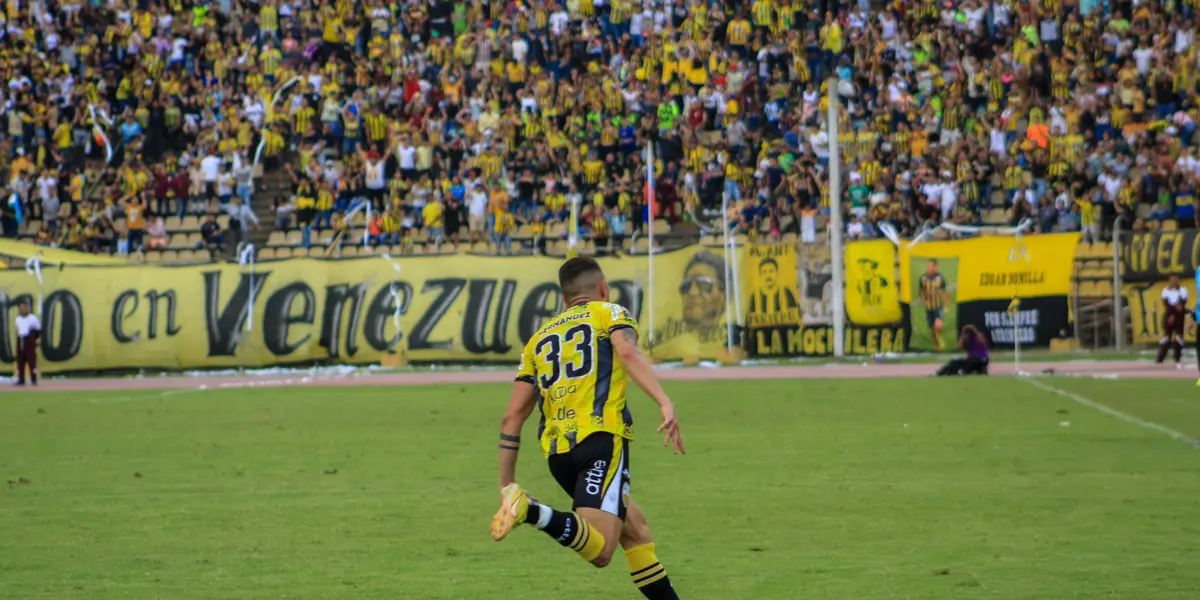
[
  {"x1": 619, "y1": 499, "x2": 681, "y2": 600},
  {"x1": 575, "y1": 506, "x2": 623, "y2": 567},
  {"x1": 495, "y1": 484, "x2": 611, "y2": 566},
  {"x1": 514, "y1": 433, "x2": 629, "y2": 567}
]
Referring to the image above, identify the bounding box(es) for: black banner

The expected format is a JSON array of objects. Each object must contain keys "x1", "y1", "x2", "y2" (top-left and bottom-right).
[
  {"x1": 746, "y1": 324, "x2": 909, "y2": 358},
  {"x1": 1120, "y1": 230, "x2": 1200, "y2": 282},
  {"x1": 956, "y1": 297, "x2": 1071, "y2": 349}
]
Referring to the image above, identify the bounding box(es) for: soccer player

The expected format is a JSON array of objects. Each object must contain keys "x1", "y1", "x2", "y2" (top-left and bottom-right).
[
  {"x1": 920, "y1": 259, "x2": 948, "y2": 350},
  {"x1": 492, "y1": 257, "x2": 686, "y2": 600}
]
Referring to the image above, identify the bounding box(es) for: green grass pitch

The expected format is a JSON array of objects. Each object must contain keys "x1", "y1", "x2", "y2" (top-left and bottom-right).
[{"x1": 2, "y1": 377, "x2": 1199, "y2": 599}]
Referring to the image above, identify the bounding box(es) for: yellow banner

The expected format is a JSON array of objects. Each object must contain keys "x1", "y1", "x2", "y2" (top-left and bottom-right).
[
  {"x1": 0, "y1": 239, "x2": 126, "y2": 265},
  {"x1": 900, "y1": 233, "x2": 1080, "y2": 302},
  {"x1": 1124, "y1": 279, "x2": 1196, "y2": 344},
  {"x1": 844, "y1": 240, "x2": 902, "y2": 325},
  {"x1": 0, "y1": 246, "x2": 740, "y2": 373},
  {"x1": 743, "y1": 243, "x2": 802, "y2": 328}
]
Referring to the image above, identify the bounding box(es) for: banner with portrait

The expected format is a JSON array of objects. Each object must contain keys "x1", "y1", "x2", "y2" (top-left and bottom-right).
[
  {"x1": 741, "y1": 243, "x2": 801, "y2": 356},
  {"x1": 844, "y1": 240, "x2": 903, "y2": 326},
  {"x1": 0, "y1": 246, "x2": 741, "y2": 374},
  {"x1": 741, "y1": 242, "x2": 907, "y2": 357},
  {"x1": 899, "y1": 233, "x2": 1079, "y2": 350}
]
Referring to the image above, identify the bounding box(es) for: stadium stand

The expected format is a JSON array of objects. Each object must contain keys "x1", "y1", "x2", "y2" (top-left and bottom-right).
[{"x1": 0, "y1": 0, "x2": 1195, "y2": 274}]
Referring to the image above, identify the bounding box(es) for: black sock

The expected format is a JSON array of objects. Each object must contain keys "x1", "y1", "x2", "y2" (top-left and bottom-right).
[
  {"x1": 524, "y1": 503, "x2": 604, "y2": 560},
  {"x1": 524, "y1": 503, "x2": 579, "y2": 547},
  {"x1": 636, "y1": 576, "x2": 681, "y2": 600},
  {"x1": 522, "y1": 501, "x2": 544, "y2": 525},
  {"x1": 627, "y1": 543, "x2": 680, "y2": 599}
]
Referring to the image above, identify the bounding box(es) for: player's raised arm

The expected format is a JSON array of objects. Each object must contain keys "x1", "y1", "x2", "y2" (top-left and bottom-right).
[{"x1": 610, "y1": 326, "x2": 686, "y2": 455}]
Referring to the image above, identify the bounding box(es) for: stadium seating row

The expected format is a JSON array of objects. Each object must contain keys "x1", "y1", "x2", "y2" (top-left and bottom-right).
[
  {"x1": 17, "y1": 215, "x2": 231, "y2": 238},
  {"x1": 1076, "y1": 280, "x2": 1115, "y2": 299},
  {"x1": 263, "y1": 219, "x2": 676, "y2": 249},
  {"x1": 19, "y1": 202, "x2": 230, "y2": 235}
]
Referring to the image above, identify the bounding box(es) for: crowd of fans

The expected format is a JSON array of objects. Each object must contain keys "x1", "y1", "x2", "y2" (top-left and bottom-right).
[{"x1": 1, "y1": 0, "x2": 1198, "y2": 260}]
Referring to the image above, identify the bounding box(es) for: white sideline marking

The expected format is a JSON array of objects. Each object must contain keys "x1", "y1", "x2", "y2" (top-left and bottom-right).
[
  {"x1": 1021, "y1": 378, "x2": 1199, "y2": 448},
  {"x1": 87, "y1": 388, "x2": 206, "y2": 404}
]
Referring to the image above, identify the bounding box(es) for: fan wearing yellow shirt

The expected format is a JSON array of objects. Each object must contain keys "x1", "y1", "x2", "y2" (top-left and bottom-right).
[
  {"x1": 493, "y1": 257, "x2": 686, "y2": 600},
  {"x1": 423, "y1": 196, "x2": 447, "y2": 249},
  {"x1": 260, "y1": 44, "x2": 283, "y2": 82},
  {"x1": 493, "y1": 202, "x2": 518, "y2": 255},
  {"x1": 726, "y1": 14, "x2": 752, "y2": 59},
  {"x1": 259, "y1": 0, "x2": 280, "y2": 41},
  {"x1": 751, "y1": 0, "x2": 774, "y2": 35},
  {"x1": 583, "y1": 151, "x2": 606, "y2": 188},
  {"x1": 1075, "y1": 192, "x2": 1101, "y2": 244}
]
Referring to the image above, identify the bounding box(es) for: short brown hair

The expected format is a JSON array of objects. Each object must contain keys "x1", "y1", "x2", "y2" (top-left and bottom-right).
[{"x1": 559, "y1": 257, "x2": 604, "y2": 301}]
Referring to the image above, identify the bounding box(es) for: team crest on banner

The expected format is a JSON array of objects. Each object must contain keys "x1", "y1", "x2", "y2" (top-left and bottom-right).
[{"x1": 844, "y1": 240, "x2": 902, "y2": 326}]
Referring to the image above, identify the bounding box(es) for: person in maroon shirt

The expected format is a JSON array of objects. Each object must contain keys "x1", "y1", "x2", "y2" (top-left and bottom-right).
[
  {"x1": 13, "y1": 302, "x2": 40, "y2": 387},
  {"x1": 1157, "y1": 274, "x2": 1188, "y2": 366}
]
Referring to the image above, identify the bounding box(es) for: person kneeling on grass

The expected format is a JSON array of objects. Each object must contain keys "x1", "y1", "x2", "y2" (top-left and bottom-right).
[{"x1": 937, "y1": 325, "x2": 990, "y2": 376}]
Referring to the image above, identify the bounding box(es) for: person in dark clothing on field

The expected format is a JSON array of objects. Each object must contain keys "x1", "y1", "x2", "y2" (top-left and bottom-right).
[{"x1": 936, "y1": 325, "x2": 990, "y2": 376}]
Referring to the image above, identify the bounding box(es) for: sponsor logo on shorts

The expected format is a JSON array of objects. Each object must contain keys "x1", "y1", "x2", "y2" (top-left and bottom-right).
[{"x1": 585, "y1": 460, "x2": 607, "y2": 496}]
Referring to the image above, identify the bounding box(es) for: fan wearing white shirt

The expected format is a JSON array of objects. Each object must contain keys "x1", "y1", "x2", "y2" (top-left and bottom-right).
[
  {"x1": 396, "y1": 138, "x2": 417, "y2": 180},
  {"x1": 1157, "y1": 274, "x2": 1189, "y2": 367},
  {"x1": 13, "y1": 301, "x2": 40, "y2": 386}
]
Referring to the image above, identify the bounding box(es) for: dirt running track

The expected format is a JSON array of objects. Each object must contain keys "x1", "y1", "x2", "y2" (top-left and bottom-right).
[{"x1": 8, "y1": 360, "x2": 1193, "y2": 394}]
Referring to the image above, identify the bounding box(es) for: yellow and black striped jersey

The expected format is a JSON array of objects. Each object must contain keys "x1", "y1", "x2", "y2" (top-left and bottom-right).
[
  {"x1": 516, "y1": 301, "x2": 638, "y2": 457},
  {"x1": 920, "y1": 273, "x2": 945, "y2": 310}
]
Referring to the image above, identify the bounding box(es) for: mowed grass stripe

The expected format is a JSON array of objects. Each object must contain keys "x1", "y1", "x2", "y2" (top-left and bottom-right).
[
  {"x1": 2, "y1": 379, "x2": 1199, "y2": 599},
  {"x1": 1022, "y1": 377, "x2": 1200, "y2": 448},
  {"x1": 1026, "y1": 376, "x2": 1200, "y2": 443}
]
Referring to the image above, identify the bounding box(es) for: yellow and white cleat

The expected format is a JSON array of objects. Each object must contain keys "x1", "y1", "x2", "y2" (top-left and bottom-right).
[{"x1": 491, "y1": 483, "x2": 531, "y2": 542}]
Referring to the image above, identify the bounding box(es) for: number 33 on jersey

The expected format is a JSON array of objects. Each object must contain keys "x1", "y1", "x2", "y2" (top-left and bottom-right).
[{"x1": 516, "y1": 301, "x2": 639, "y2": 457}]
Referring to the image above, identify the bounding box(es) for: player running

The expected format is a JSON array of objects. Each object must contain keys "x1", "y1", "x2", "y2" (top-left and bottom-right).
[{"x1": 491, "y1": 257, "x2": 686, "y2": 600}]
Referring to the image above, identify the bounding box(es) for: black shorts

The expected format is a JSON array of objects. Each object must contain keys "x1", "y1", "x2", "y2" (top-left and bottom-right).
[
  {"x1": 926, "y1": 307, "x2": 943, "y2": 328},
  {"x1": 547, "y1": 433, "x2": 630, "y2": 521},
  {"x1": 1163, "y1": 312, "x2": 1185, "y2": 338}
]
